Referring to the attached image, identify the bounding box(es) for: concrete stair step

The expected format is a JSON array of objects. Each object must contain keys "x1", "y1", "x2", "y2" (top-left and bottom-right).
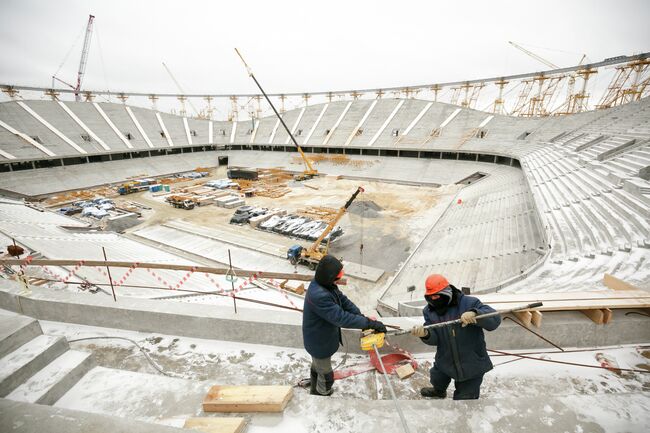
[
  {"x1": 0, "y1": 315, "x2": 42, "y2": 359},
  {"x1": 0, "y1": 335, "x2": 68, "y2": 397},
  {"x1": 6, "y1": 350, "x2": 94, "y2": 405},
  {"x1": 0, "y1": 398, "x2": 189, "y2": 433}
]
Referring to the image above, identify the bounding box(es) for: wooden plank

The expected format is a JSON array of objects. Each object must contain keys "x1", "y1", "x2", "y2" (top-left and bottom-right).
[
  {"x1": 603, "y1": 273, "x2": 639, "y2": 291},
  {"x1": 396, "y1": 364, "x2": 415, "y2": 380},
  {"x1": 183, "y1": 417, "x2": 246, "y2": 433},
  {"x1": 203, "y1": 385, "x2": 293, "y2": 413},
  {"x1": 488, "y1": 297, "x2": 650, "y2": 312},
  {"x1": 476, "y1": 290, "x2": 650, "y2": 303},
  {"x1": 531, "y1": 310, "x2": 543, "y2": 328},
  {"x1": 581, "y1": 309, "x2": 604, "y2": 324},
  {"x1": 513, "y1": 311, "x2": 532, "y2": 327},
  {"x1": 602, "y1": 308, "x2": 613, "y2": 324}
]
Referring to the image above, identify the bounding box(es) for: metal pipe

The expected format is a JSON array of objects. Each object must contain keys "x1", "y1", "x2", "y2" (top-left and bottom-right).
[
  {"x1": 373, "y1": 344, "x2": 411, "y2": 433},
  {"x1": 389, "y1": 302, "x2": 543, "y2": 336}
]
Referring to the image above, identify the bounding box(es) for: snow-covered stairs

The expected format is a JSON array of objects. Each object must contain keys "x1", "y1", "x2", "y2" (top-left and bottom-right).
[{"x1": 0, "y1": 313, "x2": 94, "y2": 404}]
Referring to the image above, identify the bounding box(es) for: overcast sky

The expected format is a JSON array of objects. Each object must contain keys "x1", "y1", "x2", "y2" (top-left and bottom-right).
[{"x1": 0, "y1": 0, "x2": 648, "y2": 117}]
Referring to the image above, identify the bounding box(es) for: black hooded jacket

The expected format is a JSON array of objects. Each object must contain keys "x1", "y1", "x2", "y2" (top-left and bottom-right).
[{"x1": 302, "y1": 255, "x2": 370, "y2": 358}]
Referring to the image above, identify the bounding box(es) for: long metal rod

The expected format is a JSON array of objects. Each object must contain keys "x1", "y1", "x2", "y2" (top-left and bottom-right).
[
  {"x1": 101, "y1": 247, "x2": 117, "y2": 302},
  {"x1": 227, "y1": 249, "x2": 237, "y2": 314},
  {"x1": 390, "y1": 302, "x2": 543, "y2": 336},
  {"x1": 0, "y1": 258, "x2": 318, "y2": 282},
  {"x1": 4, "y1": 52, "x2": 648, "y2": 98},
  {"x1": 373, "y1": 344, "x2": 411, "y2": 433}
]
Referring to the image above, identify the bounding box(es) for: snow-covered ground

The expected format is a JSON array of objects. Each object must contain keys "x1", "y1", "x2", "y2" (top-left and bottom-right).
[{"x1": 41, "y1": 320, "x2": 650, "y2": 433}]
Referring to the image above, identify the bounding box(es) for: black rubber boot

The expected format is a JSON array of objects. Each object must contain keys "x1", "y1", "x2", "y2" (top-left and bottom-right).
[
  {"x1": 323, "y1": 371, "x2": 334, "y2": 396},
  {"x1": 421, "y1": 387, "x2": 447, "y2": 399},
  {"x1": 309, "y1": 368, "x2": 318, "y2": 395}
]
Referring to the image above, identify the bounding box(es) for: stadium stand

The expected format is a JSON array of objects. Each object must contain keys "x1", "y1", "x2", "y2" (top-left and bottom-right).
[{"x1": 1, "y1": 97, "x2": 648, "y2": 303}]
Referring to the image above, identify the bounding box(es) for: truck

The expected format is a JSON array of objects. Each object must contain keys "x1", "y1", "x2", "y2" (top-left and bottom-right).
[
  {"x1": 117, "y1": 179, "x2": 154, "y2": 195},
  {"x1": 166, "y1": 195, "x2": 195, "y2": 210}
]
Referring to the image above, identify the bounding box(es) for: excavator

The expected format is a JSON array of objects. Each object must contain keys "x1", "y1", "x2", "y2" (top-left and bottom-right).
[
  {"x1": 235, "y1": 48, "x2": 318, "y2": 181},
  {"x1": 287, "y1": 186, "x2": 363, "y2": 269}
]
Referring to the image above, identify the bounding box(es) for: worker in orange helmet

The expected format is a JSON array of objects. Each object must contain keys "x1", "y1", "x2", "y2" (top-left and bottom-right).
[{"x1": 410, "y1": 274, "x2": 500, "y2": 400}]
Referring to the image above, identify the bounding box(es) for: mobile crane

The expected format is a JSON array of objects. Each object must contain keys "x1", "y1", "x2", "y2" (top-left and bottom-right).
[
  {"x1": 235, "y1": 48, "x2": 318, "y2": 181},
  {"x1": 287, "y1": 186, "x2": 363, "y2": 269}
]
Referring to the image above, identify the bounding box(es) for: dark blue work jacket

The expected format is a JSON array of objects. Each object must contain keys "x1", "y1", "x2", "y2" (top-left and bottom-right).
[
  {"x1": 421, "y1": 291, "x2": 500, "y2": 381},
  {"x1": 302, "y1": 280, "x2": 370, "y2": 359}
]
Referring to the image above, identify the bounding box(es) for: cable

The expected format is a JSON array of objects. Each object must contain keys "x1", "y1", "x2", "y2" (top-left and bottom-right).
[
  {"x1": 68, "y1": 336, "x2": 181, "y2": 377},
  {"x1": 502, "y1": 316, "x2": 564, "y2": 351},
  {"x1": 52, "y1": 24, "x2": 86, "y2": 81},
  {"x1": 488, "y1": 348, "x2": 650, "y2": 374}
]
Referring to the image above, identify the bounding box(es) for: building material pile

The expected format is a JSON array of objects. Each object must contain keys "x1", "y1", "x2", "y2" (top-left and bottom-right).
[
  {"x1": 296, "y1": 206, "x2": 338, "y2": 223},
  {"x1": 232, "y1": 168, "x2": 293, "y2": 198},
  {"x1": 291, "y1": 154, "x2": 376, "y2": 168},
  {"x1": 44, "y1": 187, "x2": 118, "y2": 207}
]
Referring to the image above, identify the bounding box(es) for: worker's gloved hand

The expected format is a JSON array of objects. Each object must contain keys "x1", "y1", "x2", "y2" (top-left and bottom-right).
[
  {"x1": 367, "y1": 320, "x2": 387, "y2": 333},
  {"x1": 411, "y1": 325, "x2": 428, "y2": 338},
  {"x1": 460, "y1": 311, "x2": 477, "y2": 327}
]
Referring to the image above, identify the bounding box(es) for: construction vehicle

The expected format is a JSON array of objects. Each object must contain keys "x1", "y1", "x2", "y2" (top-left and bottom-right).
[
  {"x1": 287, "y1": 186, "x2": 363, "y2": 269},
  {"x1": 117, "y1": 181, "x2": 151, "y2": 195},
  {"x1": 166, "y1": 195, "x2": 195, "y2": 210},
  {"x1": 235, "y1": 48, "x2": 318, "y2": 181}
]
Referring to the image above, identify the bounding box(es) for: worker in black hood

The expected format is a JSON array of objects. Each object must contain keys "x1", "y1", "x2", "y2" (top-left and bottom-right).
[{"x1": 302, "y1": 255, "x2": 387, "y2": 396}]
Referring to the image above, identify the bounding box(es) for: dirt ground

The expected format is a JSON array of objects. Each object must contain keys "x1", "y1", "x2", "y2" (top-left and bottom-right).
[{"x1": 120, "y1": 166, "x2": 460, "y2": 274}]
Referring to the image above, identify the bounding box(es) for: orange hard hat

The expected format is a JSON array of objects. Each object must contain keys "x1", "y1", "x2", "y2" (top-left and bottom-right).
[{"x1": 425, "y1": 274, "x2": 449, "y2": 295}]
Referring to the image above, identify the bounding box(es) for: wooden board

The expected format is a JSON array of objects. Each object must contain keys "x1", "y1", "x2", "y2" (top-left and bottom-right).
[
  {"x1": 203, "y1": 385, "x2": 293, "y2": 413},
  {"x1": 183, "y1": 417, "x2": 246, "y2": 433},
  {"x1": 395, "y1": 364, "x2": 415, "y2": 379},
  {"x1": 602, "y1": 308, "x2": 613, "y2": 324},
  {"x1": 476, "y1": 290, "x2": 650, "y2": 304},
  {"x1": 488, "y1": 297, "x2": 650, "y2": 312},
  {"x1": 531, "y1": 310, "x2": 543, "y2": 328},
  {"x1": 513, "y1": 311, "x2": 532, "y2": 327},
  {"x1": 581, "y1": 309, "x2": 605, "y2": 324},
  {"x1": 603, "y1": 273, "x2": 640, "y2": 291}
]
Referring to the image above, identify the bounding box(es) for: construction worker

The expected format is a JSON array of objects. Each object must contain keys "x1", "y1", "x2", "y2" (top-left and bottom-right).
[
  {"x1": 302, "y1": 255, "x2": 387, "y2": 396},
  {"x1": 411, "y1": 274, "x2": 500, "y2": 400}
]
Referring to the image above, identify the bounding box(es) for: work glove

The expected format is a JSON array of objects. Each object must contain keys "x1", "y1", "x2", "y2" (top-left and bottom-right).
[
  {"x1": 367, "y1": 320, "x2": 388, "y2": 333},
  {"x1": 411, "y1": 325, "x2": 428, "y2": 338},
  {"x1": 460, "y1": 311, "x2": 477, "y2": 327}
]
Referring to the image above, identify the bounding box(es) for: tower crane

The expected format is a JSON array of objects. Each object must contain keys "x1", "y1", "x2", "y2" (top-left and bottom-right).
[
  {"x1": 508, "y1": 41, "x2": 564, "y2": 116},
  {"x1": 51, "y1": 14, "x2": 95, "y2": 101},
  {"x1": 508, "y1": 41, "x2": 559, "y2": 69},
  {"x1": 75, "y1": 14, "x2": 95, "y2": 101}
]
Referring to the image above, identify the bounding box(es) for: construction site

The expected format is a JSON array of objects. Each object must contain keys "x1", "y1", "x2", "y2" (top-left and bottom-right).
[{"x1": 0, "y1": 2, "x2": 649, "y2": 433}]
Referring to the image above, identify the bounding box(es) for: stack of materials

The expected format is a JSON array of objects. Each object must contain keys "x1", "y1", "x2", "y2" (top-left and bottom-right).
[{"x1": 216, "y1": 195, "x2": 244, "y2": 208}]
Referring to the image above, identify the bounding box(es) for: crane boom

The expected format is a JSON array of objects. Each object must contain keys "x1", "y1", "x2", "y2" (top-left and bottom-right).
[
  {"x1": 162, "y1": 62, "x2": 199, "y2": 116},
  {"x1": 508, "y1": 41, "x2": 559, "y2": 70},
  {"x1": 307, "y1": 186, "x2": 364, "y2": 254},
  {"x1": 75, "y1": 14, "x2": 95, "y2": 102},
  {"x1": 235, "y1": 48, "x2": 317, "y2": 178},
  {"x1": 287, "y1": 187, "x2": 364, "y2": 268}
]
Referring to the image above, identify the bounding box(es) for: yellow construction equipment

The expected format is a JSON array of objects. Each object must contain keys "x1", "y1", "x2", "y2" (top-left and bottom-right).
[
  {"x1": 360, "y1": 329, "x2": 385, "y2": 351},
  {"x1": 286, "y1": 186, "x2": 363, "y2": 269}
]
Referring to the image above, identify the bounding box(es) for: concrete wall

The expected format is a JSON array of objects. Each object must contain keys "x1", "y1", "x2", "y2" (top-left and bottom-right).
[{"x1": 1, "y1": 283, "x2": 647, "y2": 354}]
